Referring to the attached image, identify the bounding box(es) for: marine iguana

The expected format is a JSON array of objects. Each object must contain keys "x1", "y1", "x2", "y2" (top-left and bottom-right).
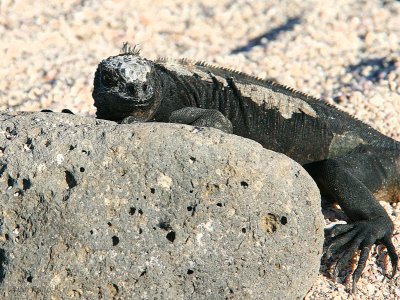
[{"x1": 92, "y1": 44, "x2": 399, "y2": 291}]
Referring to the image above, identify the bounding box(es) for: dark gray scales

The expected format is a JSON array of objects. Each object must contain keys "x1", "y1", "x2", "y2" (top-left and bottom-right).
[{"x1": 92, "y1": 45, "x2": 400, "y2": 291}]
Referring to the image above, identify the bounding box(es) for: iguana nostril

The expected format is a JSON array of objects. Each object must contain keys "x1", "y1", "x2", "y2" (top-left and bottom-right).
[{"x1": 127, "y1": 83, "x2": 137, "y2": 96}]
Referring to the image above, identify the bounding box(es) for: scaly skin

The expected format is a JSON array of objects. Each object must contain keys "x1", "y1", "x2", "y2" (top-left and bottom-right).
[{"x1": 92, "y1": 45, "x2": 400, "y2": 290}]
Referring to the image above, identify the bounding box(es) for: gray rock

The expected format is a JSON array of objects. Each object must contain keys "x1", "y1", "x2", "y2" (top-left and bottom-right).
[{"x1": 0, "y1": 111, "x2": 324, "y2": 300}]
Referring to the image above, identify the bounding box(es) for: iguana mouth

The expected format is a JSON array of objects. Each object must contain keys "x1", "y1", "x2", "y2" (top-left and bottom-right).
[
  {"x1": 117, "y1": 94, "x2": 153, "y2": 107},
  {"x1": 95, "y1": 92, "x2": 157, "y2": 121}
]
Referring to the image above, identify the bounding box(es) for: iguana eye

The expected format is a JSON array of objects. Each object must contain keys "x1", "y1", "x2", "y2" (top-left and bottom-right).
[{"x1": 102, "y1": 72, "x2": 117, "y2": 87}]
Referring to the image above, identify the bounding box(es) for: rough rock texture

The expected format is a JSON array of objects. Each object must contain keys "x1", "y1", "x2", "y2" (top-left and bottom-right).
[{"x1": 0, "y1": 111, "x2": 324, "y2": 299}]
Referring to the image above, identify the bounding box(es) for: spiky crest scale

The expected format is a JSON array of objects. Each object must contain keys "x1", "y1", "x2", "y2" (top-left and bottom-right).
[
  {"x1": 120, "y1": 42, "x2": 141, "y2": 56},
  {"x1": 160, "y1": 57, "x2": 373, "y2": 125},
  {"x1": 156, "y1": 57, "x2": 320, "y2": 100}
]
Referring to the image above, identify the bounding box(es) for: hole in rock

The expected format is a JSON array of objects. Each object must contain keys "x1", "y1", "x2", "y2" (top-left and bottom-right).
[
  {"x1": 112, "y1": 236, "x2": 119, "y2": 246},
  {"x1": 79, "y1": 167, "x2": 85, "y2": 172},
  {"x1": 65, "y1": 171, "x2": 77, "y2": 189},
  {"x1": 187, "y1": 269, "x2": 194, "y2": 275},
  {"x1": 166, "y1": 231, "x2": 176, "y2": 243},
  {"x1": 27, "y1": 275, "x2": 33, "y2": 283},
  {"x1": 22, "y1": 179, "x2": 31, "y2": 190},
  {"x1": 7, "y1": 177, "x2": 15, "y2": 188},
  {"x1": 240, "y1": 181, "x2": 249, "y2": 188},
  {"x1": 150, "y1": 188, "x2": 155, "y2": 194},
  {"x1": 129, "y1": 207, "x2": 136, "y2": 215},
  {"x1": 187, "y1": 204, "x2": 197, "y2": 216},
  {"x1": 0, "y1": 249, "x2": 7, "y2": 284},
  {"x1": 0, "y1": 164, "x2": 6, "y2": 178},
  {"x1": 280, "y1": 216, "x2": 288, "y2": 225},
  {"x1": 24, "y1": 138, "x2": 34, "y2": 151},
  {"x1": 5, "y1": 127, "x2": 17, "y2": 140}
]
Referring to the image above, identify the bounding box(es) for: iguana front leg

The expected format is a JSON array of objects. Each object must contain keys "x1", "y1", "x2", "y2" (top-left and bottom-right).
[
  {"x1": 120, "y1": 107, "x2": 233, "y2": 133},
  {"x1": 169, "y1": 107, "x2": 233, "y2": 134},
  {"x1": 304, "y1": 151, "x2": 398, "y2": 291}
]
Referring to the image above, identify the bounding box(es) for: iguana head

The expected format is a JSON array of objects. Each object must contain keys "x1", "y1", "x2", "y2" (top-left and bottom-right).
[{"x1": 93, "y1": 44, "x2": 160, "y2": 122}]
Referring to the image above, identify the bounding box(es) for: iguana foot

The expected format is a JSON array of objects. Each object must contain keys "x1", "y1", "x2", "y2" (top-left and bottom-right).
[
  {"x1": 120, "y1": 116, "x2": 144, "y2": 124},
  {"x1": 169, "y1": 107, "x2": 233, "y2": 134},
  {"x1": 325, "y1": 218, "x2": 398, "y2": 292}
]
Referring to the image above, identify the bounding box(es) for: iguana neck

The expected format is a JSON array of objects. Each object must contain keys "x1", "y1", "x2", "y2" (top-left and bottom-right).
[{"x1": 150, "y1": 65, "x2": 198, "y2": 122}]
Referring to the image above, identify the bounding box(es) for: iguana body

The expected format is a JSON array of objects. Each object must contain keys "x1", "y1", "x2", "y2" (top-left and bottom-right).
[{"x1": 92, "y1": 45, "x2": 399, "y2": 289}]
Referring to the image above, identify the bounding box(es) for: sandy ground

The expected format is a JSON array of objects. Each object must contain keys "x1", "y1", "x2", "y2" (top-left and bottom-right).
[{"x1": 1, "y1": 0, "x2": 400, "y2": 299}]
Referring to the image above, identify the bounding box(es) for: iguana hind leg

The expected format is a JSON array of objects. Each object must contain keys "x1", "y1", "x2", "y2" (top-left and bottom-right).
[{"x1": 304, "y1": 151, "x2": 399, "y2": 291}]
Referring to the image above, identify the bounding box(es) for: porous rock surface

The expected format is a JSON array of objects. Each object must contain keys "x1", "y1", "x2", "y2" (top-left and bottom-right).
[{"x1": 0, "y1": 111, "x2": 324, "y2": 299}]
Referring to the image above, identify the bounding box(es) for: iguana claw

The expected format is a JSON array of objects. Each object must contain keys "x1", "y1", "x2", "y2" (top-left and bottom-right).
[{"x1": 325, "y1": 219, "x2": 398, "y2": 292}]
